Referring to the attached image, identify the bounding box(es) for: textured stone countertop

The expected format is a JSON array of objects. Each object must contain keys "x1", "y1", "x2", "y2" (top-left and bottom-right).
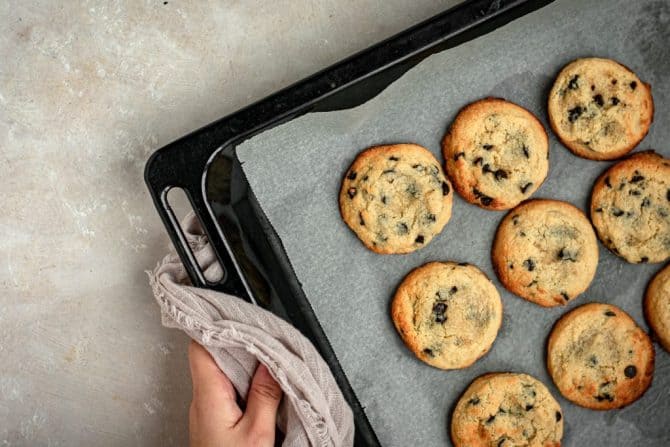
[{"x1": 0, "y1": 1, "x2": 457, "y2": 445}]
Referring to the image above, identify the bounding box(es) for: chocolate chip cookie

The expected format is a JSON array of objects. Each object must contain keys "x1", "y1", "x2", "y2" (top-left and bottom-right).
[
  {"x1": 547, "y1": 303, "x2": 654, "y2": 410},
  {"x1": 492, "y1": 199, "x2": 599, "y2": 307},
  {"x1": 451, "y1": 372, "x2": 563, "y2": 447},
  {"x1": 590, "y1": 150, "x2": 670, "y2": 264},
  {"x1": 391, "y1": 261, "x2": 502, "y2": 370},
  {"x1": 339, "y1": 144, "x2": 453, "y2": 254},
  {"x1": 442, "y1": 98, "x2": 549, "y2": 210},
  {"x1": 548, "y1": 57, "x2": 654, "y2": 160},
  {"x1": 645, "y1": 264, "x2": 670, "y2": 352}
]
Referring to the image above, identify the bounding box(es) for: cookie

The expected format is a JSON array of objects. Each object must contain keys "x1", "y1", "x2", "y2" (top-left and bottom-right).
[
  {"x1": 442, "y1": 98, "x2": 549, "y2": 210},
  {"x1": 451, "y1": 372, "x2": 563, "y2": 447},
  {"x1": 391, "y1": 261, "x2": 502, "y2": 370},
  {"x1": 548, "y1": 57, "x2": 654, "y2": 160},
  {"x1": 492, "y1": 199, "x2": 599, "y2": 307},
  {"x1": 645, "y1": 264, "x2": 670, "y2": 352},
  {"x1": 547, "y1": 303, "x2": 654, "y2": 410},
  {"x1": 590, "y1": 150, "x2": 670, "y2": 264},
  {"x1": 339, "y1": 144, "x2": 453, "y2": 254}
]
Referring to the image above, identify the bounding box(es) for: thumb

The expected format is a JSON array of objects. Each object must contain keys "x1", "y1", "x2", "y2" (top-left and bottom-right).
[{"x1": 242, "y1": 363, "x2": 283, "y2": 435}]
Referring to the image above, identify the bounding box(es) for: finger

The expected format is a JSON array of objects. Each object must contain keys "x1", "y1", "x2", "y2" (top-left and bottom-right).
[
  {"x1": 241, "y1": 363, "x2": 282, "y2": 437},
  {"x1": 188, "y1": 340, "x2": 242, "y2": 427}
]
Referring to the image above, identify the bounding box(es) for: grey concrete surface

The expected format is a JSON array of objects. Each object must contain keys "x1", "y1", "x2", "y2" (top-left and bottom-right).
[{"x1": 0, "y1": 1, "x2": 455, "y2": 445}]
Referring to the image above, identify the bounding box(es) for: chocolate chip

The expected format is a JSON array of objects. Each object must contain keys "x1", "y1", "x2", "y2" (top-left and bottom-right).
[
  {"x1": 482, "y1": 163, "x2": 492, "y2": 174},
  {"x1": 473, "y1": 157, "x2": 483, "y2": 166},
  {"x1": 520, "y1": 182, "x2": 533, "y2": 194},
  {"x1": 509, "y1": 263, "x2": 514, "y2": 270},
  {"x1": 406, "y1": 183, "x2": 418, "y2": 196},
  {"x1": 494, "y1": 169, "x2": 508, "y2": 181},
  {"x1": 611, "y1": 79, "x2": 618, "y2": 85},
  {"x1": 415, "y1": 235, "x2": 424, "y2": 244},
  {"x1": 426, "y1": 213, "x2": 436, "y2": 222},
  {"x1": 667, "y1": 189, "x2": 670, "y2": 201},
  {"x1": 473, "y1": 188, "x2": 493, "y2": 206},
  {"x1": 630, "y1": 81, "x2": 637, "y2": 90},
  {"x1": 442, "y1": 182, "x2": 450, "y2": 196},
  {"x1": 412, "y1": 164, "x2": 424, "y2": 172},
  {"x1": 588, "y1": 355, "x2": 598, "y2": 366},
  {"x1": 458, "y1": 262, "x2": 469, "y2": 266},
  {"x1": 523, "y1": 259, "x2": 535, "y2": 271},
  {"x1": 347, "y1": 171, "x2": 357, "y2": 180},
  {"x1": 611, "y1": 97, "x2": 620, "y2": 106},
  {"x1": 482, "y1": 144, "x2": 494, "y2": 150},
  {"x1": 593, "y1": 94, "x2": 604, "y2": 106},
  {"x1": 595, "y1": 393, "x2": 614, "y2": 402},
  {"x1": 486, "y1": 415, "x2": 496, "y2": 424},
  {"x1": 525, "y1": 404, "x2": 534, "y2": 411},
  {"x1": 630, "y1": 189, "x2": 641, "y2": 196},
  {"x1": 348, "y1": 187, "x2": 357, "y2": 199},
  {"x1": 568, "y1": 75, "x2": 579, "y2": 90},
  {"x1": 497, "y1": 439, "x2": 506, "y2": 447},
  {"x1": 605, "y1": 177, "x2": 612, "y2": 188},
  {"x1": 468, "y1": 397, "x2": 480, "y2": 405},
  {"x1": 381, "y1": 195, "x2": 388, "y2": 204},
  {"x1": 389, "y1": 156, "x2": 399, "y2": 161},
  {"x1": 359, "y1": 212, "x2": 365, "y2": 226},
  {"x1": 522, "y1": 145, "x2": 530, "y2": 158},
  {"x1": 556, "y1": 411, "x2": 562, "y2": 422},
  {"x1": 591, "y1": 84, "x2": 596, "y2": 91},
  {"x1": 362, "y1": 175, "x2": 369, "y2": 181},
  {"x1": 624, "y1": 365, "x2": 637, "y2": 378},
  {"x1": 397, "y1": 222, "x2": 408, "y2": 235},
  {"x1": 595, "y1": 207, "x2": 603, "y2": 213},
  {"x1": 561, "y1": 292, "x2": 570, "y2": 301},
  {"x1": 512, "y1": 215, "x2": 519, "y2": 225},
  {"x1": 631, "y1": 172, "x2": 645, "y2": 183},
  {"x1": 640, "y1": 257, "x2": 649, "y2": 263},
  {"x1": 612, "y1": 208, "x2": 625, "y2": 217},
  {"x1": 519, "y1": 231, "x2": 526, "y2": 237},
  {"x1": 450, "y1": 286, "x2": 458, "y2": 294},
  {"x1": 382, "y1": 169, "x2": 395, "y2": 175},
  {"x1": 642, "y1": 198, "x2": 650, "y2": 207},
  {"x1": 558, "y1": 247, "x2": 577, "y2": 262},
  {"x1": 568, "y1": 105, "x2": 583, "y2": 122},
  {"x1": 605, "y1": 310, "x2": 616, "y2": 317},
  {"x1": 432, "y1": 302, "x2": 447, "y2": 323},
  {"x1": 453, "y1": 152, "x2": 465, "y2": 161},
  {"x1": 422, "y1": 348, "x2": 434, "y2": 357}
]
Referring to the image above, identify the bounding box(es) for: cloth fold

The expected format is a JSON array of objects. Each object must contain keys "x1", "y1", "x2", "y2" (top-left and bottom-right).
[{"x1": 147, "y1": 213, "x2": 354, "y2": 447}]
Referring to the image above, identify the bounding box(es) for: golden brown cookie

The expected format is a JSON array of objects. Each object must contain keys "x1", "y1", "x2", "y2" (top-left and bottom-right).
[
  {"x1": 391, "y1": 261, "x2": 502, "y2": 370},
  {"x1": 645, "y1": 264, "x2": 670, "y2": 352},
  {"x1": 590, "y1": 150, "x2": 670, "y2": 264},
  {"x1": 548, "y1": 57, "x2": 653, "y2": 160},
  {"x1": 547, "y1": 303, "x2": 654, "y2": 410},
  {"x1": 492, "y1": 199, "x2": 599, "y2": 307},
  {"x1": 451, "y1": 372, "x2": 563, "y2": 447},
  {"x1": 339, "y1": 144, "x2": 453, "y2": 254},
  {"x1": 442, "y1": 98, "x2": 549, "y2": 210}
]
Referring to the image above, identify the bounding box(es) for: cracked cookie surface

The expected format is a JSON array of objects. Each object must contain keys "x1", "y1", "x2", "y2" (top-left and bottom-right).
[
  {"x1": 443, "y1": 98, "x2": 549, "y2": 210},
  {"x1": 391, "y1": 261, "x2": 502, "y2": 369},
  {"x1": 645, "y1": 264, "x2": 670, "y2": 352},
  {"x1": 548, "y1": 57, "x2": 653, "y2": 160},
  {"x1": 339, "y1": 144, "x2": 453, "y2": 254},
  {"x1": 547, "y1": 303, "x2": 654, "y2": 410},
  {"x1": 590, "y1": 150, "x2": 670, "y2": 264},
  {"x1": 492, "y1": 199, "x2": 598, "y2": 307},
  {"x1": 451, "y1": 372, "x2": 563, "y2": 447}
]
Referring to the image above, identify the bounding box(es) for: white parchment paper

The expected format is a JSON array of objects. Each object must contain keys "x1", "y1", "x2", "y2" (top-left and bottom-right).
[{"x1": 237, "y1": 0, "x2": 670, "y2": 445}]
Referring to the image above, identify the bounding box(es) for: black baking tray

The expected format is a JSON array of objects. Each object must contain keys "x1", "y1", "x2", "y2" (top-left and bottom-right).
[{"x1": 144, "y1": 1, "x2": 554, "y2": 444}]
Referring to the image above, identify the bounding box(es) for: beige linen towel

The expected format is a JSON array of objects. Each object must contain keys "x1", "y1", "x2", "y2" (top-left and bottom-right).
[{"x1": 148, "y1": 213, "x2": 354, "y2": 447}]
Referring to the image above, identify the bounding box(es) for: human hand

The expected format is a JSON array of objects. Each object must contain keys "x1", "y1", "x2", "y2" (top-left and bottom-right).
[{"x1": 188, "y1": 341, "x2": 283, "y2": 447}]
